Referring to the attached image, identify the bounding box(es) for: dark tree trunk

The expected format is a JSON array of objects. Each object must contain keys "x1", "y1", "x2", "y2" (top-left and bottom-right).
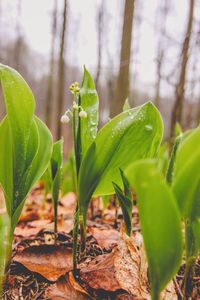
[
  {"x1": 170, "y1": 0, "x2": 195, "y2": 136},
  {"x1": 111, "y1": 0, "x2": 135, "y2": 117},
  {"x1": 55, "y1": 0, "x2": 67, "y2": 139}
]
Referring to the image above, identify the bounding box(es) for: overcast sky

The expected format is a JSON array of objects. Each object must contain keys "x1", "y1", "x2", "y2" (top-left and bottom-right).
[{"x1": 1, "y1": 0, "x2": 198, "y2": 98}]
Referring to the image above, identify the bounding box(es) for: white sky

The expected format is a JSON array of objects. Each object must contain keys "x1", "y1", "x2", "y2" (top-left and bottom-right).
[{"x1": 1, "y1": 0, "x2": 197, "y2": 98}]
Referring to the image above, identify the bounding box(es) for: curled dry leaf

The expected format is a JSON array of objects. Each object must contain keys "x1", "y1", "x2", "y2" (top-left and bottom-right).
[
  {"x1": 14, "y1": 245, "x2": 73, "y2": 282},
  {"x1": 114, "y1": 230, "x2": 149, "y2": 299},
  {"x1": 89, "y1": 227, "x2": 120, "y2": 249},
  {"x1": 45, "y1": 274, "x2": 90, "y2": 300},
  {"x1": 114, "y1": 230, "x2": 177, "y2": 300},
  {"x1": 80, "y1": 252, "x2": 121, "y2": 292}
]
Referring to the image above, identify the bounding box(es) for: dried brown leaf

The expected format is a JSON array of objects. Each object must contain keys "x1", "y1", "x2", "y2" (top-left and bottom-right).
[
  {"x1": 14, "y1": 245, "x2": 73, "y2": 282},
  {"x1": 89, "y1": 227, "x2": 120, "y2": 249},
  {"x1": 45, "y1": 275, "x2": 90, "y2": 300},
  {"x1": 114, "y1": 230, "x2": 149, "y2": 299},
  {"x1": 80, "y1": 252, "x2": 121, "y2": 292}
]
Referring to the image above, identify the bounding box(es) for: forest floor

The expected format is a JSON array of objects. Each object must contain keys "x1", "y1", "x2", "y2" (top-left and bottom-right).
[{"x1": 1, "y1": 184, "x2": 200, "y2": 300}]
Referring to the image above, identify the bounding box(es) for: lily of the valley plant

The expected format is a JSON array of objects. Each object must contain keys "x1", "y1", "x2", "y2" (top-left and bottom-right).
[
  {"x1": 61, "y1": 66, "x2": 163, "y2": 270},
  {"x1": 0, "y1": 64, "x2": 53, "y2": 279}
]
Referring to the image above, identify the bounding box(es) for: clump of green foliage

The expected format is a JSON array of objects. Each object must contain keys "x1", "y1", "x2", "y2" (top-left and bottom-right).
[
  {"x1": 2, "y1": 62, "x2": 199, "y2": 300},
  {"x1": 126, "y1": 125, "x2": 200, "y2": 299},
  {"x1": 0, "y1": 64, "x2": 53, "y2": 279},
  {"x1": 61, "y1": 67, "x2": 163, "y2": 270},
  {"x1": 127, "y1": 160, "x2": 183, "y2": 300}
]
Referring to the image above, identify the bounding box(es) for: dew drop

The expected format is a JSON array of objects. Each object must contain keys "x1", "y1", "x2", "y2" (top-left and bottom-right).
[{"x1": 145, "y1": 124, "x2": 153, "y2": 131}]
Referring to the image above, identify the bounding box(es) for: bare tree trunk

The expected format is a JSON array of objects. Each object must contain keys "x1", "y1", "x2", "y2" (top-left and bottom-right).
[
  {"x1": 154, "y1": 0, "x2": 170, "y2": 109},
  {"x1": 45, "y1": 0, "x2": 57, "y2": 129},
  {"x1": 95, "y1": 1, "x2": 104, "y2": 90},
  {"x1": 55, "y1": 0, "x2": 67, "y2": 139},
  {"x1": 170, "y1": 0, "x2": 195, "y2": 136},
  {"x1": 111, "y1": 0, "x2": 135, "y2": 117},
  {"x1": 14, "y1": 0, "x2": 22, "y2": 71}
]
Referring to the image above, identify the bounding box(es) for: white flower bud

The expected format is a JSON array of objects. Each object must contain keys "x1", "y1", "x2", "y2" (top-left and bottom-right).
[
  {"x1": 60, "y1": 114, "x2": 70, "y2": 124},
  {"x1": 79, "y1": 110, "x2": 87, "y2": 119}
]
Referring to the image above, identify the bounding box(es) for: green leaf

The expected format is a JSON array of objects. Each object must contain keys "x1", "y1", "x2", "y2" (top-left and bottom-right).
[
  {"x1": 172, "y1": 127, "x2": 200, "y2": 216},
  {"x1": 113, "y1": 169, "x2": 132, "y2": 236},
  {"x1": 123, "y1": 98, "x2": 131, "y2": 111},
  {"x1": 130, "y1": 160, "x2": 183, "y2": 299},
  {"x1": 78, "y1": 102, "x2": 163, "y2": 218},
  {"x1": 12, "y1": 117, "x2": 53, "y2": 229},
  {"x1": 41, "y1": 164, "x2": 52, "y2": 197},
  {"x1": 79, "y1": 66, "x2": 99, "y2": 157},
  {"x1": 0, "y1": 214, "x2": 8, "y2": 286},
  {"x1": 51, "y1": 139, "x2": 63, "y2": 232},
  {"x1": 62, "y1": 151, "x2": 76, "y2": 194},
  {"x1": 0, "y1": 64, "x2": 53, "y2": 231},
  {"x1": 51, "y1": 139, "x2": 63, "y2": 206},
  {"x1": 157, "y1": 142, "x2": 169, "y2": 176},
  {"x1": 166, "y1": 135, "x2": 182, "y2": 184},
  {"x1": 0, "y1": 64, "x2": 36, "y2": 192}
]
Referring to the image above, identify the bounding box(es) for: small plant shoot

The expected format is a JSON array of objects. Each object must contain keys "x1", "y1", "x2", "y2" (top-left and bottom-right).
[{"x1": 112, "y1": 169, "x2": 133, "y2": 236}]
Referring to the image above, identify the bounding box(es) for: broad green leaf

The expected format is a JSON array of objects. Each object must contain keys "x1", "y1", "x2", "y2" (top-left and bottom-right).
[
  {"x1": 129, "y1": 160, "x2": 183, "y2": 299},
  {"x1": 113, "y1": 169, "x2": 132, "y2": 236},
  {"x1": 12, "y1": 117, "x2": 53, "y2": 229},
  {"x1": 80, "y1": 66, "x2": 99, "y2": 156},
  {"x1": 0, "y1": 64, "x2": 53, "y2": 231},
  {"x1": 0, "y1": 64, "x2": 35, "y2": 192},
  {"x1": 172, "y1": 127, "x2": 200, "y2": 216},
  {"x1": 174, "y1": 127, "x2": 200, "y2": 176},
  {"x1": 78, "y1": 102, "x2": 163, "y2": 217}
]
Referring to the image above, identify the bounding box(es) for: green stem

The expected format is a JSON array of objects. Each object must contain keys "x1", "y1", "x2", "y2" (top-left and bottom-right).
[
  {"x1": 79, "y1": 215, "x2": 86, "y2": 258},
  {"x1": 183, "y1": 256, "x2": 196, "y2": 300},
  {"x1": 54, "y1": 200, "x2": 58, "y2": 237},
  {"x1": 151, "y1": 290, "x2": 160, "y2": 300},
  {"x1": 183, "y1": 221, "x2": 196, "y2": 299},
  {"x1": 73, "y1": 204, "x2": 79, "y2": 274},
  {"x1": 3, "y1": 226, "x2": 14, "y2": 286}
]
